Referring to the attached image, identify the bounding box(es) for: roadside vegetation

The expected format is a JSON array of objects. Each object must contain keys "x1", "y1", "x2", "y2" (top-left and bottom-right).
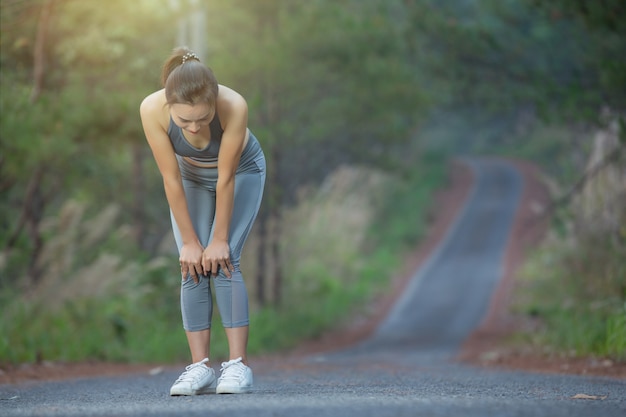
[
  {"x1": 505, "y1": 122, "x2": 625, "y2": 362},
  {"x1": 519, "y1": 230, "x2": 625, "y2": 361},
  {"x1": 0, "y1": 153, "x2": 447, "y2": 364}
]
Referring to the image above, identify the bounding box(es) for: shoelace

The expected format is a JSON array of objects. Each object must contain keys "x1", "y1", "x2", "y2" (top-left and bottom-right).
[
  {"x1": 219, "y1": 358, "x2": 246, "y2": 381},
  {"x1": 175, "y1": 358, "x2": 209, "y2": 383}
]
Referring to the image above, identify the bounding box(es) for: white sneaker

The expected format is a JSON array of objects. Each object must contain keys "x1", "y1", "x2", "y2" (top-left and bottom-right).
[
  {"x1": 170, "y1": 358, "x2": 217, "y2": 396},
  {"x1": 216, "y1": 357, "x2": 253, "y2": 394}
]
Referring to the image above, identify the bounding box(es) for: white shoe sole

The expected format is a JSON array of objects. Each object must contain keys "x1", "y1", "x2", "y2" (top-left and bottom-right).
[
  {"x1": 216, "y1": 385, "x2": 252, "y2": 394},
  {"x1": 170, "y1": 382, "x2": 217, "y2": 396}
]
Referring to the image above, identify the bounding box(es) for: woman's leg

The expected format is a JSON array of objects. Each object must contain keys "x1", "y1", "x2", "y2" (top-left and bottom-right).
[
  {"x1": 186, "y1": 329, "x2": 212, "y2": 364},
  {"x1": 171, "y1": 179, "x2": 216, "y2": 362},
  {"x1": 224, "y1": 327, "x2": 249, "y2": 363},
  {"x1": 213, "y1": 169, "x2": 265, "y2": 364}
]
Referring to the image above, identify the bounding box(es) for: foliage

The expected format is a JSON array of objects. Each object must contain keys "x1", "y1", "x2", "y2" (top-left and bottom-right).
[
  {"x1": 528, "y1": 0, "x2": 626, "y2": 113},
  {"x1": 0, "y1": 195, "x2": 184, "y2": 363},
  {"x1": 202, "y1": 0, "x2": 427, "y2": 196},
  {"x1": 507, "y1": 118, "x2": 625, "y2": 361},
  {"x1": 400, "y1": 0, "x2": 626, "y2": 152},
  {"x1": 0, "y1": 0, "x2": 172, "y2": 285},
  {"x1": 518, "y1": 233, "x2": 626, "y2": 360}
]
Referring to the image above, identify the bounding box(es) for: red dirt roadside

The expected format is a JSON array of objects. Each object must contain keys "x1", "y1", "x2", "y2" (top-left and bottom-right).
[{"x1": 2, "y1": 158, "x2": 623, "y2": 385}]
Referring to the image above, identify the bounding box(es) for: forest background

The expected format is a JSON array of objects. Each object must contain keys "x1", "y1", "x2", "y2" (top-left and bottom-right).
[{"x1": 1, "y1": 0, "x2": 624, "y2": 365}]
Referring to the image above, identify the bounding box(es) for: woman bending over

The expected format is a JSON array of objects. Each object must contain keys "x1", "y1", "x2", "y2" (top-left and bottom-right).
[{"x1": 140, "y1": 47, "x2": 265, "y2": 395}]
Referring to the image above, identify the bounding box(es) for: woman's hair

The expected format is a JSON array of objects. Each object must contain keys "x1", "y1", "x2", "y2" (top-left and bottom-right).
[{"x1": 160, "y1": 46, "x2": 218, "y2": 107}]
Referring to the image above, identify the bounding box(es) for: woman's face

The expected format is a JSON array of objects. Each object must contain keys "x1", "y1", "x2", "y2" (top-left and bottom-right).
[{"x1": 170, "y1": 102, "x2": 215, "y2": 135}]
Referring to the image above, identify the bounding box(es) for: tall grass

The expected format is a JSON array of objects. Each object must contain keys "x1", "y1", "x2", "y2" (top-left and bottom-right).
[
  {"x1": 1, "y1": 152, "x2": 448, "y2": 365},
  {"x1": 0, "y1": 262, "x2": 188, "y2": 364},
  {"x1": 516, "y1": 233, "x2": 626, "y2": 361}
]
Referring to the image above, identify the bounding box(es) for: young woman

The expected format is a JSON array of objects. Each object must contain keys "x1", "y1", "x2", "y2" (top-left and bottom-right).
[{"x1": 140, "y1": 47, "x2": 265, "y2": 395}]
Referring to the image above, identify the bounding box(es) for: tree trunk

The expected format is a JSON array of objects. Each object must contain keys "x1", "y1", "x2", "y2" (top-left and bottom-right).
[
  {"x1": 25, "y1": 167, "x2": 45, "y2": 283},
  {"x1": 14, "y1": 0, "x2": 55, "y2": 283},
  {"x1": 131, "y1": 143, "x2": 146, "y2": 249},
  {"x1": 270, "y1": 146, "x2": 283, "y2": 306},
  {"x1": 30, "y1": 0, "x2": 54, "y2": 103},
  {"x1": 255, "y1": 204, "x2": 268, "y2": 306}
]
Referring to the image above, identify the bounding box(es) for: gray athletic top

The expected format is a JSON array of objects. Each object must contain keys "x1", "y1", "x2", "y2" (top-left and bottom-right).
[
  {"x1": 168, "y1": 113, "x2": 264, "y2": 178},
  {"x1": 167, "y1": 114, "x2": 224, "y2": 165}
]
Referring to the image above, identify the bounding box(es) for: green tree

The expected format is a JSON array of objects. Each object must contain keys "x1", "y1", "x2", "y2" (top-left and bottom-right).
[
  {"x1": 400, "y1": 0, "x2": 625, "y2": 124},
  {"x1": 0, "y1": 0, "x2": 172, "y2": 285}
]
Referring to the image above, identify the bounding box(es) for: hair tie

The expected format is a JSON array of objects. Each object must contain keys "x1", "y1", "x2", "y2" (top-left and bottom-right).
[{"x1": 181, "y1": 52, "x2": 199, "y2": 65}]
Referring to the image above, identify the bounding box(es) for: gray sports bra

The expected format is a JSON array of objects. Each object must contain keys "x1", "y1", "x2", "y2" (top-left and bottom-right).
[{"x1": 167, "y1": 113, "x2": 224, "y2": 165}]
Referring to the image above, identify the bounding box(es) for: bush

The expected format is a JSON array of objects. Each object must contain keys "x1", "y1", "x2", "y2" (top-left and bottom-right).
[{"x1": 518, "y1": 233, "x2": 626, "y2": 361}]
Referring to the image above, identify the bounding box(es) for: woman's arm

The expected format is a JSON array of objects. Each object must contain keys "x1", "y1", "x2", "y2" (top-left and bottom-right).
[
  {"x1": 139, "y1": 91, "x2": 204, "y2": 282},
  {"x1": 202, "y1": 86, "x2": 249, "y2": 277}
]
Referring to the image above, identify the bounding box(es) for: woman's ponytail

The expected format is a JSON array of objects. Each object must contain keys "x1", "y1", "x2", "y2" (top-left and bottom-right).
[{"x1": 160, "y1": 46, "x2": 218, "y2": 107}]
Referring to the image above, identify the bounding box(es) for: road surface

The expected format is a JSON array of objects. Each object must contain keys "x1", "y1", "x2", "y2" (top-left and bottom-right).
[{"x1": 1, "y1": 158, "x2": 624, "y2": 417}]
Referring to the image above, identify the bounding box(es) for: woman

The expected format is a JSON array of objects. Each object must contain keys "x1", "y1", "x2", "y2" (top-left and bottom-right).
[{"x1": 140, "y1": 47, "x2": 265, "y2": 395}]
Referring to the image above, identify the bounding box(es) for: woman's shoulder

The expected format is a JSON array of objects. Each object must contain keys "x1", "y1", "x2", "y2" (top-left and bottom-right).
[
  {"x1": 217, "y1": 85, "x2": 246, "y2": 108},
  {"x1": 140, "y1": 89, "x2": 169, "y2": 128},
  {"x1": 140, "y1": 89, "x2": 167, "y2": 116},
  {"x1": 216, "y1": 85, "x2": 247, "y2": 122}
]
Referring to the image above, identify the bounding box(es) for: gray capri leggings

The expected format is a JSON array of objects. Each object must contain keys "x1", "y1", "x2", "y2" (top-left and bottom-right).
[{"x1": 170, "y1": 134, "x2": 265, "y2": 331}]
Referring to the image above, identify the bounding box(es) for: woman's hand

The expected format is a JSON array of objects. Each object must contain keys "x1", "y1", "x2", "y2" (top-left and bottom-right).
[
  {"x1": 179, "y1": 241, "x2": 205, "y2": 283},
  {"x1": 202, "y1": 239, "x2": 234, "y2": 278}
]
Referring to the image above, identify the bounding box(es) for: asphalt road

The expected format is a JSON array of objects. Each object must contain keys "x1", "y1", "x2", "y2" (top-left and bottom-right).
[{"x1": 2, "y1": 158, "x2": 624, "y2": 417}]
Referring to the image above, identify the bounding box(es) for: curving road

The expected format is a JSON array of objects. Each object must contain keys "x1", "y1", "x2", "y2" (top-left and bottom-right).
[{"x1": 1, "y1": 158, "x2": 624, "y2": 417}]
